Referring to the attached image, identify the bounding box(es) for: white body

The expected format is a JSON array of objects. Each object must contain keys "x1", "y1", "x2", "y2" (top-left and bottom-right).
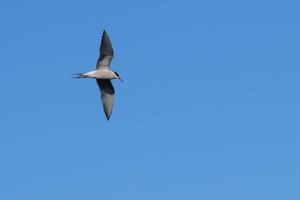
[{"x1": 82, "y1": 69, "x2": 118, "y2": 79}]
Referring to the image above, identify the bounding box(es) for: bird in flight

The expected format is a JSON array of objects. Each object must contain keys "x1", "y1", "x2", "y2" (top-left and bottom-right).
[{"x1": 74, "y1": 30, "x2": 123, "y2": 120}]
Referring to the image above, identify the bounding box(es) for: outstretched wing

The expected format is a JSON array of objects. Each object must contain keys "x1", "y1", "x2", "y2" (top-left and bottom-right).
[
  {"x1": 96, "y1": 30, "x2": 114, "y2": 70},
  {"x1": 96, "y1": 79, "x2": 115, "y2": 120}
]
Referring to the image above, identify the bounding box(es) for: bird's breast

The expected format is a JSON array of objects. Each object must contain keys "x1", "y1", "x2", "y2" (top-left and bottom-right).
[{"x1": 94, "y1": 70, "x2": 114, "y2": 79}]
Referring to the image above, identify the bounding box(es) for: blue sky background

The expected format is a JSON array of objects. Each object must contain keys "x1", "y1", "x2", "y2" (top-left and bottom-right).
[{"x1": 0, "y1": 0, "x2": 300, "y2": 199}]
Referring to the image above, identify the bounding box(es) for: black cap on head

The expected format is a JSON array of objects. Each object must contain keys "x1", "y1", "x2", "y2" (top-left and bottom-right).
[{"x1": 113, "y1": 71, "x2": 120, "y2": 77}]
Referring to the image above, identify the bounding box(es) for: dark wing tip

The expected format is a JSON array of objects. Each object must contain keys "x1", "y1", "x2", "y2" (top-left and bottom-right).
[
  {"x1": 105, "y1": 114, "x2": 111, "y2": 120},
  {"x1": 102, "y1": 30, "x2": 107, "y2": 37},
  {"x1": 104, "y1": 109, "x2": 112, "y2": 120},
  {"x1": 99, "y1": 30, "x2": 113, "y2": 56}
]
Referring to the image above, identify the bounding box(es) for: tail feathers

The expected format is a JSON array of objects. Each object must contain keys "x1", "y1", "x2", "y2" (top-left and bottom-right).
[{"x1": 72, "y1": 73, "x2": 87, "y2": 78}]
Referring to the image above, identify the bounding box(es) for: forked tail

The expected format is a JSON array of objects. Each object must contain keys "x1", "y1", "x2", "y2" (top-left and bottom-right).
[{"x1": 72, "y1": 73, "x2": 88, "y2": 78}]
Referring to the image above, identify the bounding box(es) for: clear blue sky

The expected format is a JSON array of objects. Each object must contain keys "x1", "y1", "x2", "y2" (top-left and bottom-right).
[{"x1": 0, "y1": 0, "x2": 299, "y2": 199}]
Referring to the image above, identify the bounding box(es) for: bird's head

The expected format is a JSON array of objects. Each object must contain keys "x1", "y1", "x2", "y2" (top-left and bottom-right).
[{"x1": 113, "y1": 71, "x2": 123, "y2": 82}]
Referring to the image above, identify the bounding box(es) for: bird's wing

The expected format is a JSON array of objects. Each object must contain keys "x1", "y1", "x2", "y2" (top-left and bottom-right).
[
  {"x1": 97, "y1": 79, "x2": 115, "y2": 120},
  {"x1": 96, "y1": 31, "x2": 114, "y2": 70}
]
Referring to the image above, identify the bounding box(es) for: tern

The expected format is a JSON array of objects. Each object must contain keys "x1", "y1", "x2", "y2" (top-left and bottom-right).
[{"x1": 74, "y1": 30, "x2": 122, "y2": 120}]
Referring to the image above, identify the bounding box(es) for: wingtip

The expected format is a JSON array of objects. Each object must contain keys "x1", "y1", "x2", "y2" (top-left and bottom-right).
[{"x1": 104, "y1": 112, "x2": 111, "y2": 120}]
